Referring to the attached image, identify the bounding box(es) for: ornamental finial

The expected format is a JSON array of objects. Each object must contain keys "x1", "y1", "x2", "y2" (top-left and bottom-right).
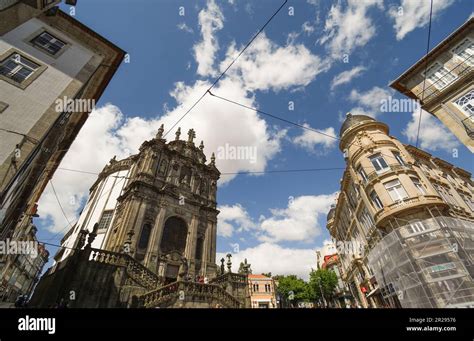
[
  {"x1": 175, "y1": 127, "x2": 181, "y2": 141},
  {"x1": 156, "y1": 124, "x2": 164, "y2": 139},
  {"x1": 187, "y1": 128, "x2": 196, "y2": 144}
]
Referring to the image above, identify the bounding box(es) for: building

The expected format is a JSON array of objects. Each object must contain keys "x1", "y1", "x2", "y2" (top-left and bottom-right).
[
  {"x1": 30, "y1": 127, "x2": 250, "y2": 308},
  {"x1": 390, "y1": 17, "x2": 473, "y2": 151},
  {"x1": 327, "y1": 113, "x2": 474, "y2": 308},
  {"x1": 316, "y1": 240, "x2": 337, "y2": 270},
  {"x1": 320, "y1": 254, "x2": 353, "y2": 308},
  {"x1": 0, "y1": 220, "x2": 49, "y2": 303},
  {"x1": 0, "y1": 1, "x2": 125, "y2": 240},
  {"x1": 248, "y1": 274, "x2": 277, "y2": 308}
]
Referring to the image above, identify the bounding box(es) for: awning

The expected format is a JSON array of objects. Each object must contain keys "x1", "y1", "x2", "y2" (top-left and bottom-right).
[{"x1": 366, "y1": 287, "x2": 380, "y2": 298}]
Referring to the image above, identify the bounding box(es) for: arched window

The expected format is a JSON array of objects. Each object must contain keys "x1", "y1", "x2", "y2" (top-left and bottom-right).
[
  {"x1": 138, "y1": 223, "x2": 152, "y2": 250},
  {"x1": 160, "y1": 217, "x2": 188, "y2": 254}
]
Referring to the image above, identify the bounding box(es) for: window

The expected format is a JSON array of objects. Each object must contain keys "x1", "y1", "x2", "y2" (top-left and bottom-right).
[
  {"x1": 265, "y1": 284, "x2": 271, "y2": 292},
  {"x1": 359, "y1": 207, "x2": 375, "y2": 235},
  {"x1": 462, "y1": 195, "x2": 474, "y2": 212},
  {"x1": 384, "y1": 179, "x2": 408, "y2": 202},
  {"x1": 453, "y1": 38, "x2": 473, "y2": 66},
  {"x1": 0, "y1": 53, "x2": 39, "y2": 83},
  {"x1": 454, "y1": 89, "x2": 474, "y2": 117},
  {"x1": 393, "y1": 152, "x2": 405, "y2": 166},
  {"x1": 253, "y1": 284, "x2": 259, "y2": 292},
  {"x1": 138, "y1": 223, "x2": 152, "y2": 250},
  {"x1": 434, "y1": 184, "x2": 459, "y2": 206},
  {"x1": 411, "y1": 177, "x2": 426, "y2": 195},
  {"x1": 97, "y1": 210, "x2": 114, "y2": 232},
  {"x1": 31, "y1": 32, "x2": 66, "y2": 55},
  {"x1": 409, "y1": 221, "x2": 426, "y2": 234},
  {"x1": 369, "y1": 153, "x2": 389, "y2": 173},
  {"x1": 370, "y1": 190, "x2": 383, "y2": 209},
  {"x1": 425, "y1": 63, "x2": 457, "y2": 90},
  {"x1": 357, "y1": 166, "x2": 368, "y2": 183}
]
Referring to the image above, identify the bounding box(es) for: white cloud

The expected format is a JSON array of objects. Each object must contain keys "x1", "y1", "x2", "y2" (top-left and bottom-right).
[
  {"x1": 217, "y1": 243, "x2": 316, "y2": 280},
  {"x1": 217, "y1": 204, "x2": 256, "y2": 237},
  {"x1": 349, "y1": 86, "x2": 393, "y2": 117},
  {"x1": 258, "y1": 193, "x2": 337, "y2": 243},
  {"x1": 330, "y1": 65, "x2": 367, "y2": 90},
  {"x1": 37, "y1": 104, "x2": 130, "y2": 233},
  {"x1": 389, "y1": 0, "x2": 455, "y2": 40},
  {"x1": 193, "y1": 0, "x2": 224, "y2": 76},
  {"x1": 220, "y1": 33, "x2": 331, "y2": 92},
  {"x1": 177, "y1": 22, "x2": 194, "y2": 34},
  {"x1": 403, "y1": 109, "x2": 459, "y2": 152},
  {"x1": 292, "y1": 125, "x2": 337, "y2": 152},
  {"x1": 320, "y1": 0, "x2": 383, "y2": 57},
  {"x1": 37, "y1": 0, "x2": 330, "y2": 235}
]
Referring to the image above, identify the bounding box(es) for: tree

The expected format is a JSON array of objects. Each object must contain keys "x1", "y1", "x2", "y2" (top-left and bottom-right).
[
  {"x1": 261, "y1": 272, "x2": 272, "y2": 278},
  {"x1": 274, "y1": 275, "x2": 310, "y2": 307},
  {"x1": 308, "y1": 269, "x2": 338, "y2": 307}
]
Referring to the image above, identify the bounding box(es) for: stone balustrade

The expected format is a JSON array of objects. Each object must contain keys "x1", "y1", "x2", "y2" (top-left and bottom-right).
[
  {"x1": 141, "y1": 280, "x2": 242, "y2": 308},
  {"x1": 88, "y1": 248, "x2": 159, "y2": 290}
]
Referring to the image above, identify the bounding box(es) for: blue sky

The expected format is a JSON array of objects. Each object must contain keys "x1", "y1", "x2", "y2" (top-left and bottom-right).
[{"x1": 35, "y1": 0, "x2": 473, "y2": 279}]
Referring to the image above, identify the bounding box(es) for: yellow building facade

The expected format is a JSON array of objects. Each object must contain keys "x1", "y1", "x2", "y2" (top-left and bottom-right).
[{"x1": 327, "y1": 113, "x2": 474, "y2": 308}]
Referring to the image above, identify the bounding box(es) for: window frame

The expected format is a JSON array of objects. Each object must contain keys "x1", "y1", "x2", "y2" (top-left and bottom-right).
[
  {"x1": 393, "y1": 151, "x2": 406, "y2": 166},
  {"x1": 369, "y1": 153, "x2": 389, "y2": 173},
  {"x1": 452, "y1": 38, "x2": 474, "y2": 66},
  {"x1": 97, "y1": 210, "x2": 114, "y2": 233},
  {"x1": 370, "y1": 190, "x2": 383, "y2": 209},
  {"x1": 411, "y1": 177, "x2": 426, "y2": 195},
  {"x1": 424, "y1": 62, "x2": 457, "y2": 90},
  {"x1": 30, "y1": 31, "x2": 67, "y2": 56},
  {"x1": 384, "y1": 179, "x2": 409, "y2": 202},
  {"x1": 357, "y1": 165, "x2": 368, "y2": 183},
  {"x1": 454, "y1": 89, "x2": 474, "y2": 118},
  {"x1": 0, "y1": 49, "x2": 46, "y2": 89}
]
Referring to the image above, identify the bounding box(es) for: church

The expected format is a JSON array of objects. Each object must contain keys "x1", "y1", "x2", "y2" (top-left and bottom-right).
[{"x1": 30, "y1": 126, "x2": 249, "y2": 308}]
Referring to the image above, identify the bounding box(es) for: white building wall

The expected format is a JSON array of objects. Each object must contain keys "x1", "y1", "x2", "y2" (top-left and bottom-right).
[
  {"x1": 59, "y1": 167, "x2": 132, "y2": 262},
  {"x1": 0, "y1": 17, "x2": 98, "y2": 164}
]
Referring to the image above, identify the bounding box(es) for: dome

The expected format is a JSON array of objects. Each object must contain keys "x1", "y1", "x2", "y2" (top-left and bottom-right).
[{"x1": 340, "y1": 113, "x2": 376, "y2": 137}]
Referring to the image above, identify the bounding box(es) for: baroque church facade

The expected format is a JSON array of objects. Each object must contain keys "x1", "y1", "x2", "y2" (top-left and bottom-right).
[{"x1": 30, "y1": 126, "x2": 249, "y2": 308}]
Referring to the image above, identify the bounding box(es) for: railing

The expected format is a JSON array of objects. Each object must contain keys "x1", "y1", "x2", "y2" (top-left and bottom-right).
[
  {"x1": 374, "y1": 195, "x2": 445, "y2": 223},
  {"x1": 366, "y1": 164, "x2": 413, "y2": 183},
  {"x1": 413, "y1": 58, "x2": 473, "y2": 104},
  {"x1": 210, "y1": 272, "x2": 247, "y2": 285},
  {"x1": 141, "y1": 281, "x2": 242, "y2": 308},
  {"x1": 88, "y1": 248, "x2": 159, "y2": 290},
  {"x1": 461, "y1": 115, "x2": 474, "y2": 139}
]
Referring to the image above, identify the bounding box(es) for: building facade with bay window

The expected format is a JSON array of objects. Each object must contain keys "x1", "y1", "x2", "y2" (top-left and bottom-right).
[
  {"x1": 391, "y1": 17, "x2": 473, "y2": 152},
  {"x1": 327, "y1": 113, "x2": 474, "y2": 308}
]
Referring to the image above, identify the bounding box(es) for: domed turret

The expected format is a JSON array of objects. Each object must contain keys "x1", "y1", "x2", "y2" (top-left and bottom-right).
[{"x1": 339, "y1": 113, "x2": 376, "y2": 137}]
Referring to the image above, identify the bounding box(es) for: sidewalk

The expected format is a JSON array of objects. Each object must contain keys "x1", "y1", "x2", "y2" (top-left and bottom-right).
[{"x1": 0, "y1": 302, "x2": 14, "y2": 308}]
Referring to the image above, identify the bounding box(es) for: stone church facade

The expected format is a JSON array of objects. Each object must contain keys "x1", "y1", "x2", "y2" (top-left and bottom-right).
[{"x1": 30, "y1": 127, "x2": 250, "y2": 308}]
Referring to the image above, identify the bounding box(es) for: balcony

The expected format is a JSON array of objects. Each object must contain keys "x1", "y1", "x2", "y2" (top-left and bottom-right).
[
  {"x1": 366, "y1": 164, "x2": 413, "y2": 184},
  {"x1": 374, "y1": 195, "x2": 447, "y2": 224},
  {"x1": 413, "y1": 59, "x2": 473, "y2": 105},
  {"x1": 462, "y1": 115, "x2": 474, "y2": 139}
]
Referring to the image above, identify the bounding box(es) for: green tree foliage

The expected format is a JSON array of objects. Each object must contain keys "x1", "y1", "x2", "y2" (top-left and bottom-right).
[
  {"x1": 308, "y1": 269, "x2": 338, "y2": 303},
  {"x1": 274, "y1": 275, "x2": 310, "y2": 305}
]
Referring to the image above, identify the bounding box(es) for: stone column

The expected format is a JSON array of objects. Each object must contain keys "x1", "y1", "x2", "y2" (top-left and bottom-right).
[
  {"x1": 185, "y1": 215, "x2": 198, "y2": 260},
  {"x1": 144, "y1": 204, "x2": 167, "y2": 269},
  {"x1": 117, "y1": 197, "x2": 142, "y2": 252}
]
